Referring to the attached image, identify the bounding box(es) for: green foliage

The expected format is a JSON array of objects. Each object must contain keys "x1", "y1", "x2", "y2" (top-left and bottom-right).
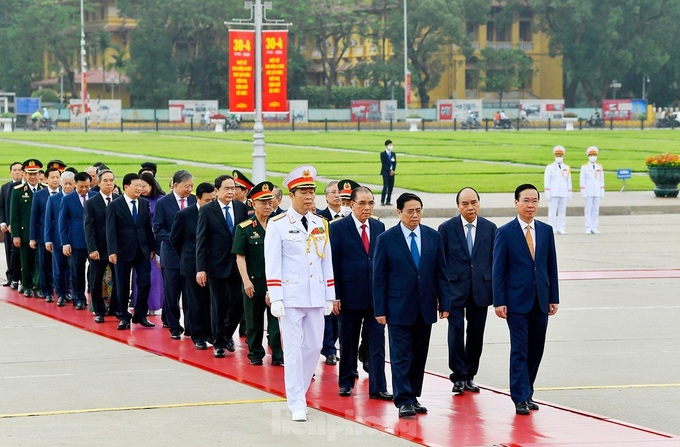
[
  {"x1": 31, "y1": 89, "x2": 60, "y2": 103},
  {"x1": 477, "y1": 48, "x2": 534, "y2": 104},
  {"x1": 0, "y1": 112, "x2": 16, "y2": 118}
]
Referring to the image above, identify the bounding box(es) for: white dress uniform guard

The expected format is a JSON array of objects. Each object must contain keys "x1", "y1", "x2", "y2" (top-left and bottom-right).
[
  {"x1": 544, "y1": 145, "x2": 572, "y2": 234},
  {"x1": 579, "y1": 146, "x2": 605, "y2": 234}
]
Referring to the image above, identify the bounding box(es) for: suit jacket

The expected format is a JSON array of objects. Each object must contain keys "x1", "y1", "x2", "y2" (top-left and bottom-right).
[
  {"x1": 153, "y1": 193, "x2": 197, "y2": 269},
  {"x1": 318, "y1": 206, "x2": 341, "y2": 222},
  {"x1": 106, "y1": 195, "x2": 156, "y2": 262},
  {"x1": 170, "y1": 204, "x2": 199, "y2": 277},
  {"x1": 195, "y1": 199, "x2": 247, "y2": 278},
  {"x1": 372, "y1": 224, "x2": 451, "y2": 325},
  {"x1": 10, "y1": 183, "x2": 44, "y2": 241},
  {"x1": 270, "y1": 206, "x2": 286, "y2": 218},
  {"x1": 492, "y1": 217, "x2": 559, "y2": 314},
  {"x1": 58, "y1": 191, "x2": 88, "y2": 249},
  {"x1": 438, "y1": 215, "x2": 497, "y2": 309},
  {"x1": 380, "y1": 150, "x2": 397, "y2": 176},
  {"x1": 84, "y1": 193, "x2": 119, "y2": 257},
  {"x1": 30, "y1": 188, "x2": 58, "y2": 243},
  {"x1": 0, "y1": 180, "x2": 21, "y2": 226},
  {"x1": 330, "y1": 215, "x2": 384, "y2": 311},
  {"x1": 44, "y1": 191, "x2": 64, "y2": 248}
]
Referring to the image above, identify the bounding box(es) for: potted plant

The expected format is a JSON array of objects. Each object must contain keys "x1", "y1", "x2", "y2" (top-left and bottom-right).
[
  {"x1": 646, "y1": 152, "x2": 680, "y2": 197},
  {"x1": 211, "y1": 113, "x2": 227, "y2": 132},
  {"x1": 563, "y1": 112, "x2": 578, "y2": 131},
  {"x1": 0, "y1": 112, "x2": 15, "y2": 132},
  {"x1": 406, "y1": 114, "x2": 422, "y2": 132}
]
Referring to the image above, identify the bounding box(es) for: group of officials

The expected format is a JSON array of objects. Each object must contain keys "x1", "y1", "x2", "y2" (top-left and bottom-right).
[{"x1": 2, "y1": 156, "x2": 561, "y2": 422}]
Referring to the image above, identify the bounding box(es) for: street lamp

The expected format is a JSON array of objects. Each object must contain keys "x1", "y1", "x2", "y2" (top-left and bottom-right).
[
  {"x1": 610, "y1": 80, "x2": 621, "y2": 100},
  {"x1": 642, "y1": 75, "x2": 650, "y2": 100},
  {"x1": 80, "y1": 0, "x2": 87, "y2": 120},
  {"x1": 403, "y1": 0, "x2": 408, "y2": 119}
]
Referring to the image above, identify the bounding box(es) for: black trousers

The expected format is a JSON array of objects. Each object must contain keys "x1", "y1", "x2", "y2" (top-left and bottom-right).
[
  {"x1": 37, "y1": 243, "x2": 53, "y2": 296},
  {"x1": 4, "y1": 232, "x2": 21, "y2": 282},
  {"x1": 68, "y1": 248, "x2": 88, "y2": 304},
  {"x1": 381, "y1": 174, "x2": 395, "y2": 204},
  {"x1": 114, "y1": 248, "x2": 151, "y2": 323},
  {"x1": 447, "y1": 302, "x2": 489, "y2": 382},
  {"x1": 321, "y1": 313, "x2": 338, "y2": 357},
  {"x1": 19, "y1": 243, "x2": 37, "y2": 290},
  {"x1": 208, "y1": 269, "x2": 242, "y2": 349},
  {"x1": 184, "y1": 275, "x2": 211, "y2": 344},
  {"x1": 90, "y1": 257, "x2": 118, "y2": 317},
  {"x1": 161, "y1": 267, "x2": 186, "y2": 334}
]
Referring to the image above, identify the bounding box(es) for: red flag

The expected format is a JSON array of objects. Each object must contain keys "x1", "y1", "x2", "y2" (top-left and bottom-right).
[{"x1": 229, "y1": 30, "x2": 256, "y2": 113}]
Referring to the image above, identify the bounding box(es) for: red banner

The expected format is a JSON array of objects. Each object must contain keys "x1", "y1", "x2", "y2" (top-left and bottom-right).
[
  {"x1": 229, "y1": 30, "x2": 255, "y2": 113},
  {"x1": 262, "y1": 30, "x2": 288, "y2": 113}
]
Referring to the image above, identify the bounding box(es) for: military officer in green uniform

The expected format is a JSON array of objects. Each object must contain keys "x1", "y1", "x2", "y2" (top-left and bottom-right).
[
  {"x1": 10, "y1": 159, "x2": 44, "y2": 296},
  {"x1": 232, "y1": 181, "x2": 284, "y2": 366},
  {"x1": 233, "y1": 169, "x2": 255, "y2": 217}
]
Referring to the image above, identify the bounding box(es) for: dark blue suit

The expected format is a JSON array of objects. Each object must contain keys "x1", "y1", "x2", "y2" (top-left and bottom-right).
[
  {"x1": 373, "y1": 223, "x2": 451, "y2": 407},
  {"x1": 153, "y1": 193, "x2": 196, "y2": 335},
  {"x1": 59, "y1": 191, "x2": 89, "y2": 305},
  {"x1": 30, "y1": 188, "x2": 58, "y2": 296},
  {"x1": 493, "y1": 217, "x2": 559, "y2": 404},
  {"x1": 45, "y1": 192, "x2": 69, "y2": 299},
  {"x1": 439, "y1": 215, "x2": 496, "y2": 383},
  {"x1": 379, "y1": 150, "x2": 396, "y2": 205},
  {"x1": 330, "y1": 215, "x2": 387, "y2": 394}
]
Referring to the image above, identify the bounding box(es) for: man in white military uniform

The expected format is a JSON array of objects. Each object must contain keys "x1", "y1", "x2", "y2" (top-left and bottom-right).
[
  {"x1": 579, "y1": 146, "x2": 605, "y2": 234},
  {"x1": 544, "y1": 145, "x2": 572, "y2": 234},
  {"x1": 265, "y1": 165, "x2": 335, "y2": 422}
]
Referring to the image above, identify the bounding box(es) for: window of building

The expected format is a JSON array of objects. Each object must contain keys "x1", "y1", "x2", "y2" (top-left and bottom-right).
[{"x1": 519, "y1": 21, "x2": 532, "y2": 42}]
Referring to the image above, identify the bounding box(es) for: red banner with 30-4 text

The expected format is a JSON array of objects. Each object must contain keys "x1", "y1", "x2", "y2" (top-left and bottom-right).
[
  {"x1": 262, "y1": 30, "x2": 288, "y2": 113},
  {"x1": 229, "y1": 30, "x2": 255, "y2": 113}
]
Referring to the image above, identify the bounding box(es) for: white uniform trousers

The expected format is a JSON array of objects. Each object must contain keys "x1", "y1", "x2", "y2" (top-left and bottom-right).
[
  {"x1": 548, "y1": 196, "x2": 568, "y2": 233},
  {"x1": 584, "y1": 196, "x2": 601, "y2": 232},
  {"x1": 279, "y1": 306, "x2": 325, "y2": 412}
]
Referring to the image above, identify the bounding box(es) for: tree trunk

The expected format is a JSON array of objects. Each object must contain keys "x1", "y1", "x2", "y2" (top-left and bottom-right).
[{"x1": 563, "y1": 78, "x2": 579, "y2": 107}]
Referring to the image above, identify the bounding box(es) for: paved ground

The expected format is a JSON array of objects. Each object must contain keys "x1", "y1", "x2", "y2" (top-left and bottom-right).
[{"x1": 1, "y1": 193, "x2": 679, "y2": 445}]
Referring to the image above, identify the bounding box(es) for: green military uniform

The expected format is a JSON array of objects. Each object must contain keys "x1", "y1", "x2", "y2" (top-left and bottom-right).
[
  {"x1": 9, "y1": 159, "x2": 44, "y2": 294},
  {"x1": 232, "y1": 215, "x2": 284, "y2": 364}
]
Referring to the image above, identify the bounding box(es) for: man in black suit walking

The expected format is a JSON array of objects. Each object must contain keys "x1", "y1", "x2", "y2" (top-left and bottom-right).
[
  {"x1": 196, "y1": 175, "x2": 248, "y2": 358},
  {"x1": 1, "y1": 161, "x2": 24, "y2": 287},
  {"x1": 170, "y1": 182, "x2": 216, "y2": 350},
  {"x1": 379, "y1": 139, "x2": 397, "y2": 206},
  {"x1": 106, "y1": 173, "x2": 157, "y2": 330},
  {"x1": 438, "y1": 187, "x2": 497, "y2": 395},
  {"x1": 84, "y1": 168, "x2": 119, "y2": 323}
]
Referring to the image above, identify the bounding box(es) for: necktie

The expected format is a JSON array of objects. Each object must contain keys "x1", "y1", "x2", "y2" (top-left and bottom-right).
[
  {"x1": 225, "y1": 205, "x2": 234, "y2": 234},
  {"x1": 410, "y1": 232, "x2": 420, "y2": 268},
  {"x1": 106, "y1": 197, "x2": 111, "y2": 206},
  {"x1": 131, "y1": 200, "x2": 138, "y2": 224},
  {"x1": 81, "y1": 195, "x2": 86, "y2": 207},
  {"x1": 180, "y1": 198, "x2": 186, "y2": 209},
  {"x1": 558, "y1": 164, "x2": 562, "y2": 169},
  {"x1": 301, "y1": 216, "x2": 308, "y2": 231},
  {"x1": 361, "y1": 224, "x2": 369, "y2": 253},
  {"x1": 51, "y1": 191, "x2": 56, "y2": 195},
  {"x1": 525, "y1": 225, "x2": 535, "y2": 260},
  {"x1": 466, "y1": 223, "x2": 474, "y2": 256}
]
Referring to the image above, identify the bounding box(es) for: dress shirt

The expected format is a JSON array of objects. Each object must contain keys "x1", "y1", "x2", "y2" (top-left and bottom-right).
[
  {"x1": 351, "y1": 213, "x2": 370, "y2": 240},
  {"x1": 218, "y1": 199, "x2": 235, "y2": 225},
  {"x1": 517, "y1": 216, "x2": 536, "y2": 252},
  {"x1": 400, "y1": 222, "x2": 421, "y2": 255},
  {"x1": 173, "y1": 191, "x2": 186, "y2": 209},
  {"x1": 100, "y1": 191, "x2": 112, "y2": 205},
  {"x1": 287, "y1": 207, "x2": 311, "y2": 232},
  {"x1": 461, "y1": 216, "x2": 478, "y2": 245},
  {"x1": 123, "y1": 194, "x2": 138, "y2": 216}
]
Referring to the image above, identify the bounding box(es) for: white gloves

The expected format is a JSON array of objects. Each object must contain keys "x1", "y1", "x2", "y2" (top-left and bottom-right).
[
  {"x1": 324, "y1": 301, "x2": 334, "y2": 316},
  {"x1": 271, "y1": 301, "x2": 285, "y2": 318}
]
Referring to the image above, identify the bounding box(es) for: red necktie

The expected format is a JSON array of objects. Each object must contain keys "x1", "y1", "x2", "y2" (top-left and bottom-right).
[
  {"x1": 361, "y1": 224, "x2": 369, "y2": 253},
  {"x1": 180, "y1": 198, "x2": 186, "y2": 209}
]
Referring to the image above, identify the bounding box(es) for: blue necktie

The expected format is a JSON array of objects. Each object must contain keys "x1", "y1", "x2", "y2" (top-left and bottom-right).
[
  {"x1": 225, "y1": 205, "x2": 234, "y2": 234},
  {"x1": 466, "y1": 223, "x2": 474, "y2": 256},
  {"x1": 410, "y1": 232, "x2": 420, "y2": 269},
  {"x1": 131, "y1": 200, "x2": 137, "y2": 224}
]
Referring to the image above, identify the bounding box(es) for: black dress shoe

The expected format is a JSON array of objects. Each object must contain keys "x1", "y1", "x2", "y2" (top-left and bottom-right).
[
  {"x1": 18, "y1": 285, "x2": 24, "y2": 293},
  {"x1": 369, "y1": 391, "x2": 393, "y2": 401},
  {"x1": 34, "y1": 290, "x2": 45, "y2": 298},
  {"x1": 194, "y1": 341, "x2": 208, "y2": 350},
  {"x1": 272, "y1": 360, "x2": 284, "y2": 367},
  {"x1": 527, "y1": 400, "x2": 539, "y2": 411},
  {"x1": 10, "y1": 281, "x2": 18, "y2": 289},
  {"x1": 225, "y1": 338, "x2": 235, "y2": 352},
  {"x1": 170, "y1": 331, "x2": 181, "y2": 340},
  {"x1": 464, "y1": 379, "x2": 480, "y2": 392},
  {"x1": 452, "y1": 380, "x2": 465, "y2": 394},
  {"x1": 94, "y1": 316, "x2": 105, "y2": 323},
  {"x1": 413, "y1": 400, "x2": 428, "y2": 414},
  {"x1": 45, "y1": 295, "x2": 54, "y2": 303},
  {"x1": 117, "y1": 321, "x2": 131, "y2": 330},
  {"x1": 3, "y1": 280, "x2": 11, "y2": 287},
  {"x1": 250, "y1": 358, "x2": 263, "y2": 366},
  {"x1": 162, "y1": 323, "x2": 170, "y2": 328},
  {"x1": 214, "y1": 347, "x2": 226, "y2": 358},
  {"x1": 132, "y1": 318, "x2": 155, "y2": 328},
  {"x1": 325, "y1": 354, "x2": 337, "y2": 365},
  {"x1": 338, "y1": 387, "x2": 352, "y2": 397},
  {"x1": 515, "y1": 401, "x2": 531, "y2": 415},
  {"x1": 24, "y1": 289, "x2": 32, "y2": 297},
  {"x1": 57, "y1": 297, "x2": 65, "y2": 307},
  {"x1": 352, "y1": 370, "x2": 360, "y2": 379},
  {"x1": 398, "y1": 404, "x2": 416, "y2": 418},
  {"x1": 75, "y1": 302, "x2": 85, "y2": 310}
]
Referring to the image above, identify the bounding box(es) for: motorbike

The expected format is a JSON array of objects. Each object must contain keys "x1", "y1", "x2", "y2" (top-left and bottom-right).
[
  {"x1": 493, "y1": 119, "x2": 512, "y2": 130},
  {"x1": 656, "y1": 115, "x2": 679, "y2": 128},
  {"x1": 585, "y1": 115, "x2": 605, "y2": 128},
  {"x1": 461, "y1": 113, "x2": 480, "y2": 129},
  {"x1": 30, "y1": 118, "x2": 57, "y2": 131},
  {"x1": 226, "y1": 115, "x2": 241, "y2": 129}
]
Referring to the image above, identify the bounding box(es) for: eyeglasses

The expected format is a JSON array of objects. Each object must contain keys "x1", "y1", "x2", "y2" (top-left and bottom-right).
[
  {"x1": 401, "y1": 208, "x2": 423, "y2": 216},
  {"x1": 353, "y1": 201, "x2": 375, "y2": 207}
]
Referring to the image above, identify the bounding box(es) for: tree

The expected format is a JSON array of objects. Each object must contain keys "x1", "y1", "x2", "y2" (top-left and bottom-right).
[
  {"x1": 477, "y1": 47, "x2": 534, "y2": 105},
  {"x1": 93, "y1": 31, "x2": 113, "y2": 96},
  {"x1": 107, "y1": 45, "x2": 129, "y2": 100}
]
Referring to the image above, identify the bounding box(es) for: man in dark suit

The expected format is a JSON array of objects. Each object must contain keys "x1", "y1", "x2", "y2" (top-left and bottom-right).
[
  {"x1": 1, "y1": 161, "x2": 24, "y2": 287},
  {"x1": 493, "y1": 183, "x2": 559, "y2": 415},
  {"x1": 270, "y1": 186, "x2": 285, "y2": 218},
  {"x1": 107, "y1": 173, "x2": 157, "y2": 330},
  {"x1": 170, "y1": 182, "x2": 216, "y2": 350},
  {"x1": 438, "y1": 187, "x2": 497, "y2": 395},
  {"x1": 153, "y1": 170, "x2": 196, "y2": 340},
  {"x1": 318, "y1": 180, "x2": 341, "y2": 222},
  {"x1": 331, "y1": 185, "x2": 391, "y2": 400},
  {"x1": 29, "y1": 166, "x2": 62, "y2": 300},
  {"x1": 373, "y1": 192, "x2": 451, "y2": 418},
  {"x1": 45, "y1": 172, "x2": 75, "y2": 306},
  {"x1": 379, "y1": 139, "x2": 397, "y2": 206},
  {"x1": 59, "y1": 171, "x2": 91, "y2": 310},
  {"x1": 196, "y1": 175, "x2": 247, "y2": 358},
  {"x1": 84, "y1": 168, "x2": 119, "y2": 323}
]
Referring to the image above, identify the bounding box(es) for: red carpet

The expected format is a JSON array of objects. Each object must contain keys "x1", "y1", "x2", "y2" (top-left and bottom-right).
[{"x1": 3, "y1": 283, "x2": 679, "y2": 446}]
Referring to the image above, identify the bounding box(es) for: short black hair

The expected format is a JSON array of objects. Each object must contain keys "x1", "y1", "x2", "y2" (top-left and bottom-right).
[
  {"x1": 214, "y1": 174, "x2": 234, "y2": 190},
  {"x1": 45, "y1": 167, "x2": 60, "y2": 178},
  {"x1": 396, "y1": 192, "x2": 422, "y2": 210},
  {"x1": 514, "y1": 183, "x2": 540, "y2": 201},
  {"x1": 74, "y1": 172, "x2": 92, "y2": 183},
  {"x1": 9, "y1": 161, "x2": 22, "y2": 171},
  {"x1": 385, "y1": 139, "x2": 392, "y2": 146},
  {"x1": 122, "y1": 173, "x2": 140, "y2": 187},
  {"x1": 350, "y1": 186, "x2": 373, "y2": 202},
  {"x1": 456, "y1": 187, "x2": 480, "y2": 205},
  {"x1": 65, "y1": 167, "x2": 78, "y2": 175},
  {"x1": 196, "y1": 182, "x2": 215, "y2": 198}
]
